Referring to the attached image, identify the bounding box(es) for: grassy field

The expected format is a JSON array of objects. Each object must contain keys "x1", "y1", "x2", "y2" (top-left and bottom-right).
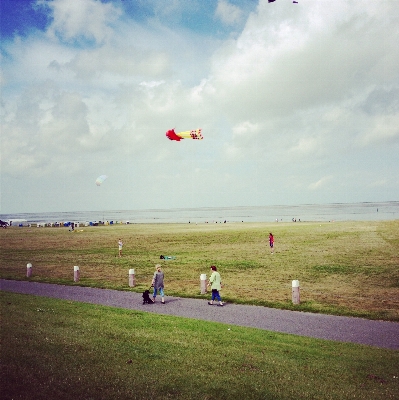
[
  {"x1": 1, "y1": 220, "x2": 398, "y2": 320},
  {"x1": 1, "y1": 291, "x2": 398, "y2": 400}
]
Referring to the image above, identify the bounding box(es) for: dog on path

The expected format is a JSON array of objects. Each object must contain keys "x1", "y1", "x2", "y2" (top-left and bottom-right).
[{"x1": 142, "y1": 289, "x2": 154, "y2": 304}]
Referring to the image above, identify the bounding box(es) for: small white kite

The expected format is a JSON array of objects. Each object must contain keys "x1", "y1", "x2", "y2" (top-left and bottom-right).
[{"x1": 95, "y1": 175, "x2": 108, "y2": 186}]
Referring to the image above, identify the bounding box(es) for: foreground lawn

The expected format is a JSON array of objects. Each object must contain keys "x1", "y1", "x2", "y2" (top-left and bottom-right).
[
  {"x1": 1, "y1": 220, "x2": 398, "y2": 320},
  {"x1": 1, "y1": 292, "x2": 398, "y2": 400}
]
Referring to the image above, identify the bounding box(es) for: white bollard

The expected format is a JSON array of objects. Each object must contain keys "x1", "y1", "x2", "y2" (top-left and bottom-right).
[
  {"x1": 200, "y1": 274, "x2": 207, "y2": 294},
  {"x1": 129, "y1": 269, "x2": 135, "y2": 287},
  {"x1": 27, "y1": 263, "x2": 32, "y2": 278},
  {"x1": 74, "y1": 266, "x2": 80, "y2": 282},
  {"x1": 292, "y1": 280, "x2": 300, "y2": 305}
]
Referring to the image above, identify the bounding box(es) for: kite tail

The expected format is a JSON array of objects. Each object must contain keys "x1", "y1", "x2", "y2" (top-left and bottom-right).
[{"x1": 177, "y1": 129, "x2": 203, "y2": 140}]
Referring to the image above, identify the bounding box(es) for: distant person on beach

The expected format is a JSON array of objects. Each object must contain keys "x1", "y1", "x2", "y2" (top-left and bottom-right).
[
  {"x1": 269, "y1": 233, "x2": 274, "y2": 254},
  {"x1": 152, "y1": 264, "x2": 165, "y2": 304},
  {"x1": 208, "y1": 265, "x2": 224, "y2": 306},
  {"x1": 118, "y1": 239, "x2": 123, "y2": 257}
]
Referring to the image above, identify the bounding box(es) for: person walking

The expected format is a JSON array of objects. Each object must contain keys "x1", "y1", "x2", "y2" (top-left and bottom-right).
[
  {"x1": 207, "y1": 265, "x2": 224, "y2": 306},
  {"x1": 152, "y1": 264, "x2": 165, "y2": 304},
  {"x1": 269, "y1": 232, "x2": 274, "y2": 254},
  {"x1": 118, "y1": 238, "x2": 123, "y2": 257}
]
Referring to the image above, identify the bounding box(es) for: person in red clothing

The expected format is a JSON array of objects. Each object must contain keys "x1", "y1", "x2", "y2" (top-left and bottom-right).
[{"x1": 269, "y1": 233, "x2": 274, "y2": 254}]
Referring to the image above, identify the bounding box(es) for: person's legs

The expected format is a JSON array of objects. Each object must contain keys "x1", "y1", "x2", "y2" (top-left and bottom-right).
[
  {"x1": 215, "y1": 290, "x2": 223, "y2": 306},
  {"x1": 209, "y1": 289, "x2": 218, "y2": 305},
  {"x1": 153, "y1": 288, "x2": 158, "y2": 302},
  {"x1": 209, "y1": 290, "x2": 214, "y2": 304},
  {"x1": 209, "y1": 289, "x2": 223, "y2": 306},
  {"x1": 159, "y1": 287, "x2": 165, "y2": 303}
]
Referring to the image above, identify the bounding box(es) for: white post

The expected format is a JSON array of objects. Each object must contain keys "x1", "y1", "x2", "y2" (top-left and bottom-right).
[
  {"x1": 27, "y1": 263, "x2": 32, "y2": 278},
  {"x1": 129, "y1": 269, "x2": 135, "y2": 287},
  {"x1": 292, "y1": 280, "x2": 300, "y2": 305},
  {"x1": 74, "y1": 266, "x2": 80, "y2": 282},
  {"x1": 200, "y1": 274, "x2": 207, "y2": 294}
]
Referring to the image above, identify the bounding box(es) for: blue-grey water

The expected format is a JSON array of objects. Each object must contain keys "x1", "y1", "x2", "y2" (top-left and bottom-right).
[{"x1": 1, "y1": 202, "x2": 398, "y2": 225}]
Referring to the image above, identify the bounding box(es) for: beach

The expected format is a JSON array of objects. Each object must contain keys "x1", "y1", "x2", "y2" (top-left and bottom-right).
[{"x1": 1, "y1": 201, "x2": 398, "y2": 225}]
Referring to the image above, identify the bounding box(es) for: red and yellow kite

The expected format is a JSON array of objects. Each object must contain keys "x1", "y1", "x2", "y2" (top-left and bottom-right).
[{"x1": 166, "y1": 128, "x2": 203, "y2": 141}]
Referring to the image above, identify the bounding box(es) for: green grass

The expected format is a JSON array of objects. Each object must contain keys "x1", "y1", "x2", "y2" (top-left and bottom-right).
[
  {"x1": 1, "y1": 220, "x2": 399, "y2": 320},
  {"x1": 1, "y1": 292, "x2": 398, "y2": 400}
]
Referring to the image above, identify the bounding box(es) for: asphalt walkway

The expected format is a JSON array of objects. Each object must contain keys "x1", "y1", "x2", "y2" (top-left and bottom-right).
[{"x1": 1, "y1": 279, "x2": 398, "y2": 350}]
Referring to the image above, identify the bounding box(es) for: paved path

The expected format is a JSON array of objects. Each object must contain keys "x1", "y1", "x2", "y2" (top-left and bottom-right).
[{"x1": 1, "y1": 279, "x2": 398, "y2": 350}]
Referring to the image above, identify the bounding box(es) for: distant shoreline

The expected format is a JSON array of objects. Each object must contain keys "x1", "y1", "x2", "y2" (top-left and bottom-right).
[{"x1": 1, "y1": 201, "x2": 398, "y2": 225}]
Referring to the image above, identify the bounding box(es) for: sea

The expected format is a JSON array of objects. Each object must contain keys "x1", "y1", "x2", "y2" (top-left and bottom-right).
[{"x1": 1, "y1": 201, "x2": 398, "y2": 225}]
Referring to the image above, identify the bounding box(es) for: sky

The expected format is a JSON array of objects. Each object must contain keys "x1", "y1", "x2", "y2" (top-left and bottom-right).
[{"x1": 1, "y1": 0, "x2": 398, "y2": 214}]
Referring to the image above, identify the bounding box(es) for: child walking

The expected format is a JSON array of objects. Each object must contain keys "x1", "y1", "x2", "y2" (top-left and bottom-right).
[{"x1": 269, "y1": 233, "x2": 274, "y2": 254}]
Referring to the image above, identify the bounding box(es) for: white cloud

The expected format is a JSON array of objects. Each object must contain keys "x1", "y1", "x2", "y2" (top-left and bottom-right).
[
  {"x1": 233, "y1": 121, "x2": 259, "y2": 137},
  {"x1": 369, "y1": 179, "x2": 388, "y2": 188},
  {"x1": 209, "y1": 0, "x2": 399, "y2": 122},
  {"x1": 358, "y1": 114, "x2": 399, "y2": 146},
  {"x1": 41, "y1": 0, "x2": 122, "y2": 44},
  {"x1": 215, "y1": 0, "x2": 244, "y2": 26},
  {"x1": 309, "y1": 176, "x2": 333, "y2": 191}
]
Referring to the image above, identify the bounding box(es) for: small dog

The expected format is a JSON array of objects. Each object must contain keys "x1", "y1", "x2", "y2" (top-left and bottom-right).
[{"x1": 142, "y1": 289, "x2": 153, "y2": 304}]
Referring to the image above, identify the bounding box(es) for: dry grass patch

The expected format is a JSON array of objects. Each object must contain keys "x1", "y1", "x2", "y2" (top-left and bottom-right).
[{"x1": 1, "y1": 220, "x2": 398, "y2": 320}]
